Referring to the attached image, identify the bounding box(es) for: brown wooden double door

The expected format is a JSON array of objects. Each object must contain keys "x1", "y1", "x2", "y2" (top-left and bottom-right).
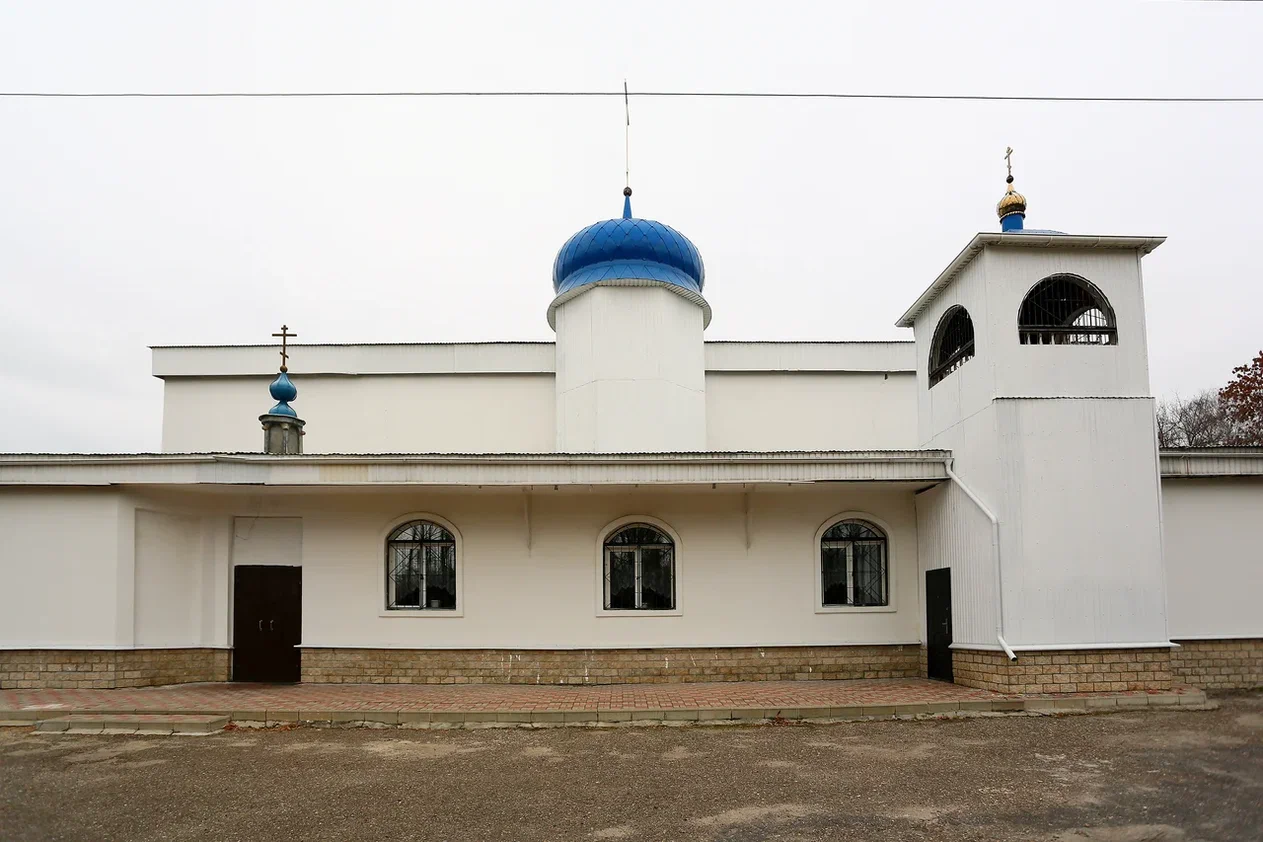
[{"x1": 233, "y1": 566, "x2": 302, "y2": 683}]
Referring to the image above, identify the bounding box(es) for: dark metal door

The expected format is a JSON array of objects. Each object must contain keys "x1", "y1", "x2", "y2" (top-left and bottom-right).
[
  {"x1": 232, "y1": 566, "x2": 302, "y2": 682},
  {"x1": 925, "y1": 567, "x2": 953, "y2": 682}
]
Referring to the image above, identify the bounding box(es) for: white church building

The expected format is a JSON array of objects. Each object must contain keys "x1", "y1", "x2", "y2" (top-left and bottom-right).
[{"x1": 1, "y1": 170, "x2": 1259, "y2": 693}]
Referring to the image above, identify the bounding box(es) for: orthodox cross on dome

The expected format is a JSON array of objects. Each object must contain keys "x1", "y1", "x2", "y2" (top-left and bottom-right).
[
  {"x1": 271, "y1": 324, "x2": 297, "y2": 373},
  {"x1": 624, "y1": 79, "x2": 631, "y2": 191},
  {"x1": 621, "y1": 81, "x2": 636, "y2": 220},
  {"x1": 996, "y1": 146, "x2": 1027, "y2": 230}
]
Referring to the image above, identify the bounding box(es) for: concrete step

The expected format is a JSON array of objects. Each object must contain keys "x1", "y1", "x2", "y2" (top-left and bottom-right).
[
  {"x1": 35, "y1": 714, "x2": 229, "y2": 735},
  {"x1": 7, "y1": 688, "x2": 1211, "y2": 731}
]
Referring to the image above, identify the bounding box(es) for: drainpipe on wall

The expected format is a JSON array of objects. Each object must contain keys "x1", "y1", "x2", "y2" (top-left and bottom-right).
[{"x1": 945, "y1": 460, "x2": 1017, "y2": 662}]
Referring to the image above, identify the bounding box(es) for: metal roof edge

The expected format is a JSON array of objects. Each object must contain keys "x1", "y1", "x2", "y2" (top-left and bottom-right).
[
  {"x1": 1160, "y1": 448, "x2": 1263, "y2": 478},
  {"x1": 1158, "y1": 447, "x2": 1263, "y2": 455},
  {"x1": 149, "y1": 341, "x2": 556, "y2": 350},
  {"x1": 705, "y1": 340, "x2": 914, "y2": 345},
  {"x1": 151, "y1": 339, "x2": 917, "y2": 350},
  {"x1": 0, "y1": 449, "x2": 952, "y2": 467},
  {"x1": 0, "y1": 450, "x2": 954, "y2": 488}
]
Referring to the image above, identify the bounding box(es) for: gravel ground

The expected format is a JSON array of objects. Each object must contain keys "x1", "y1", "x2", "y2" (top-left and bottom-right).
[{"x1": 1, "y1": 693, "x2": 1259, "y2": 842}]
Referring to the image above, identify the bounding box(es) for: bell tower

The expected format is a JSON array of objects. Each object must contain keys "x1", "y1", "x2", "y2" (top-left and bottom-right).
[{"x1": 904, "y1": 152, "x2": 1173, "y2": 692}]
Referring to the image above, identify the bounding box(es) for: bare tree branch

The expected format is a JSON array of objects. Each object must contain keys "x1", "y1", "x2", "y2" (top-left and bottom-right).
[{"x1": 1155, "y1": 390, "x2": 1234, "y2": 448}]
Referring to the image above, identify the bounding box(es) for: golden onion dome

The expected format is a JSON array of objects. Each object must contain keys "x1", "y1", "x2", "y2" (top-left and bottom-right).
[{"x1": 997, "y1": 176, "x2": 1027, "y2": 220}]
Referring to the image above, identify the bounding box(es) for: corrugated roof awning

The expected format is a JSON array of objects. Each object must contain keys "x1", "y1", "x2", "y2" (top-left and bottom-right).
[
  {"x1": 0, "y1": 450, "x2": 952, "y2": 487},
  {"x1": 10, "y1": 449, "x2": 1254, "y2": 486}
]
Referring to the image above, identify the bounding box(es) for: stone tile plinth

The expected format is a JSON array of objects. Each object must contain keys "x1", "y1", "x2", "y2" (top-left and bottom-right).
[
  {"x1": 953, "y1": 647, "x2": 1173, "y2": 694},
  {"x1": 1170, "y1": 638, "x2": 1262, "y2": 690},
  {"x1": 299, "y1": 645, "x2": 921, "y2": 685},
  {"x1": 0, "y1": 649, "x2": 230, "y2": 689}
]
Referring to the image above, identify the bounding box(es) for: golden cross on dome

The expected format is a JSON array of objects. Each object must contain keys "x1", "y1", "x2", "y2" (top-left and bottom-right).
[
  {"x1": 1005, "y1": 146, "x2": 1014, "y2": 179},
  {"x1": 271, "y1": 324, "x2": 297, "y2": 372}
]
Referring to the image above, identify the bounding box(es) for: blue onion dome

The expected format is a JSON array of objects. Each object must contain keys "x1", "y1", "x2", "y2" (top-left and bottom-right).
[
  {"x1": 267, "y1": 372, "x2": 298, "y2": 417},
  {"x1": 552, "y1": 189, "x2": 705, "y2": 296},
  {"x1": 270, "y1": 372, "x2": 297, "y2": 402}
]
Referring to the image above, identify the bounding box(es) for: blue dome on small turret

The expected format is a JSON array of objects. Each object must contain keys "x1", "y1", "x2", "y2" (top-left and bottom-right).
[
  {"x1": 552, "y1": 191, "x2": 704, "y2": 296},
  {"x1": 267, "y1": 372, "x2": 298, "y2": 417},
  {"x1": 270, "y1": 372, "x2": 297, "y2": 402}
]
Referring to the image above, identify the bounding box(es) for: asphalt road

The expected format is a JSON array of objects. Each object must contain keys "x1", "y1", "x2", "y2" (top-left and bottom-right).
[{"x1": 1, "y1": 694, "x2": 1259, "y2": 842}]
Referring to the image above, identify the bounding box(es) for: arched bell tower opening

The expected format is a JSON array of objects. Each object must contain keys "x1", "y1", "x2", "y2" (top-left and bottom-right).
[
  {"x1": 1018, "y1": 274, "x2": 1117, "y2": 346},
  {"x1": 928, "y1": 305, "x2": 976, "y2": 387}
]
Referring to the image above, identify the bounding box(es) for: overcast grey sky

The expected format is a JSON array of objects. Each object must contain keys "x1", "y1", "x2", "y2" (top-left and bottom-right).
[{"x1": 1, "y1": 1, "x2": 1260, "y2": 452}]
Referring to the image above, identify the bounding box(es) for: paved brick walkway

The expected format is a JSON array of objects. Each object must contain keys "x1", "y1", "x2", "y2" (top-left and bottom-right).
[{"x1": 0, "y1": 678, "x2": 1204, "y2": 718}]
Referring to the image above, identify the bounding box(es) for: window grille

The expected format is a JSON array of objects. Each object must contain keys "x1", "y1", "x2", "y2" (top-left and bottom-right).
[
  {"x1": 1018, "y1": 274, "x2": 1117, "y2": 345},
  {"x1": 603, "y1": 524, "x2": 675, "y2": 610},
  {"x1": 928, "y1": 306, "x2": 976, "y2": 387},
  {"x1": 386, "y1": 520, "x2": 457, "y2": 610},
  {"x1": 821, "y1": 519, "x2": 888, "y2": 607}
]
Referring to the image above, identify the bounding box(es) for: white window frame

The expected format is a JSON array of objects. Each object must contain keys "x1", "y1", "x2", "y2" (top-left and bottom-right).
[
  {"x1": 813, "y1": 512, "x2": 897, "y2": 614},
  {"x1": 378, "y1": 512, "x2": 464, "y2": 618},
  {"x1": 595, "y1": 515, "x2": 683, "y2": 618}
]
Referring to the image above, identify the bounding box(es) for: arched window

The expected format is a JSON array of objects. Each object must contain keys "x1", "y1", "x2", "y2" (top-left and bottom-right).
[
  {"x1": 1018, "y1": 274, "x2": 1117, "y2": 345},
  {"x1": 603, "y1": 523, "x2": 675, "y2": 610},
  {"x1": 386, "y1": 520, "x2": 457, "y2": 610},
  {"x1": 929, "y1": 305, "x2": 975, "y2": 387},
  {"x1": 821, "y1": 519, "x2": 888, "y2": 607}
]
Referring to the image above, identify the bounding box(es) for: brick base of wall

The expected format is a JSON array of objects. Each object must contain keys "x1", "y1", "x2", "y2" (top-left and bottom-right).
[
  {"x1": 1170, "y1": 639, "x2": 1262, "y2": 690},
  {"x1": 300, "y1": 645, "x2": 922, "y2": 685},
  {"x1": 0, "y1": 649, "x2": 231, "y2": 689},
  {"x1": 952, "y1": 647, "x2": 1173, "y2": 694}
]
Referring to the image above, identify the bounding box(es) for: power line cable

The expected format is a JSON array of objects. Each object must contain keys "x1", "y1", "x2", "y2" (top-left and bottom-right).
[{"x1": 0, "y1": 89, "x2": 1260, "y2": 102}]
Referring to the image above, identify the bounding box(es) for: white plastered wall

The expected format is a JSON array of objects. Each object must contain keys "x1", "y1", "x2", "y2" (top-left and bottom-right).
[
  {"x1": 0, "y1": 489, "x2": 135, "y2": 648},
  {"x1": 162, "y1": 370, "x2": 922, "y2": 454},
  {"x1": 554, "y1": 286, "x2": 707, "y2": 452},
  {"x1": 994, "y1": 398, "x2": 1168, "y2": 645},
  {"x1": 157, "y1": 339, "x2": 922, "y2": 454},
  {"x1": 2, "y1": 484, "x2": 922, "y2": 652},
  {"x1": 243, "y1": 484, "x2": 924, "y2": 650},
  {"x1": 133, "y1": 509, "x2": 231, "y2": 647},
  {"x1": 1161, "y1": 478, "x2": 1263, "y2": 639},
  {"x1": 162, "y1": 374, "x2": 558, "y2": 453},
  {"x1": 706, "y1": 372, "x2": 917, "y2": 451},
  {"x1": 230, "y1": 517, "x2": 303, "y2": 567}
]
